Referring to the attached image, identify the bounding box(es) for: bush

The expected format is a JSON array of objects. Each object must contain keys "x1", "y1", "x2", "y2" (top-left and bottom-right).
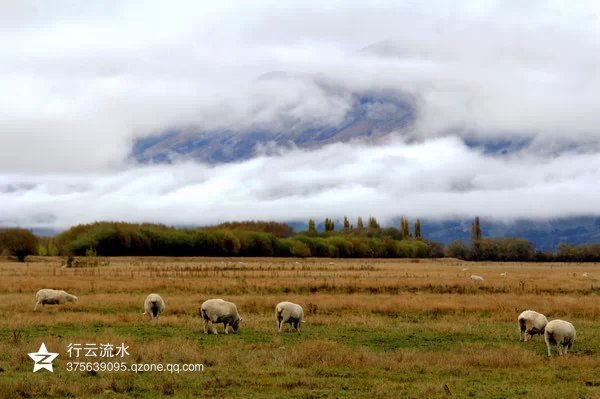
[
  {"x1": 0, "y1": 228, "x2": 38, "y2": 262},
  {"x1": 445, "y1": 240, "x2": 469, "y2": 259},
  {"x1": 426, "y1": 241, "x2": 445, "y2": 258}
]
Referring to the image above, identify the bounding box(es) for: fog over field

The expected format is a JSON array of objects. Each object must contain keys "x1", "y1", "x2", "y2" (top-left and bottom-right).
[{"x1": 2, "y1": 1, "x2": 600, "y2": 228}]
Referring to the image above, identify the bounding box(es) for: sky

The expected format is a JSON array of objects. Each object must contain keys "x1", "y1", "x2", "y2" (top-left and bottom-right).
[{"x1": 1, "y1": 0, "x2": 600, "y2": 229}]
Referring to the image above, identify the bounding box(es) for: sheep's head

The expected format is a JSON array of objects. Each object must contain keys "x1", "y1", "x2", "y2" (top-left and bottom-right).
[
  {"x1": 231, "y1": 317, "x2": 242, "y2": 332},
  {"x1": 68, "y1": 295, "x2": 78, "y2": 303}
]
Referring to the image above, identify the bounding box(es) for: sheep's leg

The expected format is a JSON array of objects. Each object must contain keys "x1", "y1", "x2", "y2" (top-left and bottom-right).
[
  {"x1": 546, "y1": 342, "x2": 552, "y2": 357},
  {"x1": 294, "y1": 321, "x2": 300, "y2": 333},
  {"x1": 34, "y1": 301, "x2": 40, "y2": 311},
  {"x1": 278, "y1": 318, "x2": 283, "y2": 333},
  {"x1": 223, "y1": 322, "x2": 229, "y2": 334},
  {"x1": 203, "y1": 318, "x2": 208, "y2": 334},
  {"x1": 211, "y1": 320, "x2": 218, "y2": 335}
]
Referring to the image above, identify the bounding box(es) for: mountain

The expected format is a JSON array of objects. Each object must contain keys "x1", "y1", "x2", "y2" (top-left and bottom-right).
[
  {"x1": 132, "y1": 91, "x2": 415, "y2": 164},
  {"x1": 290, "y1": 216, "x2": 600, "y2": 251},
  {"x1": 408, "y1": 217, "x2": 600, "y2": 251}
]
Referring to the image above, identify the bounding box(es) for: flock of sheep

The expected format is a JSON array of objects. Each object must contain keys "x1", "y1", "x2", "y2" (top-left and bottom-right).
[
  {"x1": 34, "y1": 289, "x2": 575, "y2": 356},
  {"x1": 518, "y1": 310, "x2": 576, "y2": 357}
]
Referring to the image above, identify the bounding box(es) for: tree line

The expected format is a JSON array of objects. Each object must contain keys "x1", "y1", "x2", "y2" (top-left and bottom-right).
[{"x1": 1, "y1": 217, "x2": 600, "y2": 262}]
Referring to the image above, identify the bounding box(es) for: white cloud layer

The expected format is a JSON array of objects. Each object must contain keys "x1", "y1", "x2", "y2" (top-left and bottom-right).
[
  {"x1": 1, "y1": 0, "x2": 600, "y2": 226},
  {"x1": 2, "y1": 136, "x2": 600, "y2": 229}
]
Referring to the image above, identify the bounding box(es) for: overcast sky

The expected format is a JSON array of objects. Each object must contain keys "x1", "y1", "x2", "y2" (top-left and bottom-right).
[{"x1": 1, "y1": 0, "x2": 600, "y2": 228}]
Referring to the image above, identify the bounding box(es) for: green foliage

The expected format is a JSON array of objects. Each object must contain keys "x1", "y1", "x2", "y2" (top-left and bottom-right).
[
  {"x1": 208, "y1": 220, "x2": 294, "y2": 237},
  {"x1": 426, "y1": 241, "x2": 445, "y2": 258},
  {"x1": 356, "y1": 216, "x2": 364, "y2": 230},
  {"x1": 324, "y1": 218, "x2": 335, "y2": 232},
  {"x1": 343, "y1": 216, "x2": 351, "y2": 231},
  {"x1": 0, "y1": 228, "x2": 38, "y2": 262},
  {"x1": 367, "y1": 216, "x2": 380, "y2": 230},
  {"x1": 414, "y1": 219, "x2": 422, "y2": 239},
  {"x1": 307, "y1": 219, "x2": 317, "y2": 234},
  {"x1": 37, "y1": 245, "x2": 48, "y2": 256},
  {"x1": 471, "y1": 216, "x2": 482, "y2": 243},
  {"x1": 400, "y1": 217, "x2": 411, "y2": 240},
  {"x1": 445, "y1": 240, "x2": 470, "y2": 259}
]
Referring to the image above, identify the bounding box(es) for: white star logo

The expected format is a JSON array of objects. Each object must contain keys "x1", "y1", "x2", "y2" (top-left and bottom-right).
[{"x1": 28, "y1": 343, "x2": 59, "y2": 373}]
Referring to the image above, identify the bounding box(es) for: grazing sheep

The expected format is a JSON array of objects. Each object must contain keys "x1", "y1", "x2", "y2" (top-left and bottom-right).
[
  {"x1": 461, "y1": 268, "x2": 469, "y2": 272},
  {"x1": 200, "y1": 299, "x2": 242, "y2": 334},
  {"x1": 470, "y1": 275, "x2": 484, "y2": 281},
  {"x1": 582, "y1": 272, "x2": 589, "y2": 278},
  {"x1": 34, "y1": 289, "x2": 78, "y2": 311},
  {"x1": 143, "y1": 293, "x2": 165, "y2": 320},
  {"x1": 276, "y1": 302, "x2": 304, "y2": 333},
  {"x1": 500, "y1": 272, "x2": 508, "y2": 277},
  {"x1": 545, "y1": 319, "x2": 576, "y2": 356},
  {"x1": 518, "y1": 310, "x2": 548, "y2": 341}
]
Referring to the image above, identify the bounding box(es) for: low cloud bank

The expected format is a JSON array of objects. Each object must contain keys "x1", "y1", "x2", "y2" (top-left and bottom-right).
[{"x1": 2, "y1": 136, "x2": 599, "y2": 229}]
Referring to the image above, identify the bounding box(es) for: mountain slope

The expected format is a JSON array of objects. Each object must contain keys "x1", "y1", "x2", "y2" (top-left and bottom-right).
[{"x1": 132, "y1": 92, "x2": 415, "y2": 164}]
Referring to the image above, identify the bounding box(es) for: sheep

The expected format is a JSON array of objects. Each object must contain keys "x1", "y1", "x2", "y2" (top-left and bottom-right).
[
  {"x1": 518, "y1": 310, "x2": 548, "y2": 341},
  {"x1": 34, "y1": 289, "x2": 78, "y2": 311},
  {"x1": 500, "y1": 272, "x2": 508, "y2": 277},
  {"x1": 582, "y1": 272, "x2": 589, "y2": 278},
  {"x1": 276, "y1": 302, "x2": 304, "y2": 333},
  {"x1": 143, "y1": 293, "x2": 165, "y2": 320},
  {"x1": 461, "y1": 267, "x2": 469, "y2": 272},
  {"x1": 545, "y1": 319, "x2": 576, "y2": 356},
  {"x1": 200, "y1": 299, "x2": 242, "y2": 334},
  {"x1": 470, "y1": 274, "x2": 484, "y2": 281}
]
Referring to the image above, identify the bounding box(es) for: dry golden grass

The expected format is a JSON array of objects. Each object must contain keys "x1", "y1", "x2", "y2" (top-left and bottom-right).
[{"x1": 0, "y1": 256, "x2": 599, "y2": 398}]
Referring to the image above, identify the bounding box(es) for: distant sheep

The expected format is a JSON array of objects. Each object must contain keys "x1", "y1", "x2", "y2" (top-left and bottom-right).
[
  {"x1": 500, "y1": 272, "x2": 508, "y2": 277},
  {"x1": 545, "y1": 319, "x2": 576, "y2": 356},
  {"x1": 200, "y1": 299, "x2": 242, "y2": 334},
  {"x1": 582, "y1": 272, "x2": 589, "y2": 278},
  {"x1": 470, "y1": 275, "x2": 484, "y2": 281},
  {"x1": 143, "y1": 293, "x2": 165, "y2": 320},
  {"x1": 461, "y1": 268, "x2": 469, "y2": 272},
  {"x1": 518, "y1": 310, "x2": 548, "y2": 341},
  {"x1": 276, "y1": 302, "x2": 304, "y2": 333},
  {"x1": 34, "y1": 289, "x2": 78, "y2": 311}
]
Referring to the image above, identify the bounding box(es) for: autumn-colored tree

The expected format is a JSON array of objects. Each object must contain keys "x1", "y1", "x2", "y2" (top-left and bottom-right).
[
  {"x1": 367, "y1": 216, "x2": 380, "y2": 230},
  {"x1": 324, "y1": 218, "x2": 335, "y2": 232},
  {"x1": 0, "y1": 228, "x2": 38, "y2": 262},
  {"x1": 414, "y1": 219, "x2": 422, "y2": 239},
  {"x1": 357, "y1": 217, "x2": 364, "y2": 230},
  {"x1": 470, "y1": 216, "x2": 483, "y2": 259},
  {"x1": 307, "y1": 219, "x2": 316, "y2": 234},
  {"x1": 400, "y1": 217, "x2": 411, "y2": 240},
  {"x1": 343, "y1": 216, "x2": 350, "y2": 231}
]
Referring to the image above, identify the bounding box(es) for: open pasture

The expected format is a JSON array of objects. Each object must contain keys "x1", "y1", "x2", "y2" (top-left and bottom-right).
[{"x1": 0, "y1": 257, "x2": 599, "y2": 398}]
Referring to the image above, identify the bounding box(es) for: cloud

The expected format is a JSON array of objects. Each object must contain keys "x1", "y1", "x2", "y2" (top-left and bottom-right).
[
  {"x1": 2, "y1": 1, "x2": 600, "y2": 226},
  {"x1": 2, "y1": 136, "x2": 600, "y2": 229}
]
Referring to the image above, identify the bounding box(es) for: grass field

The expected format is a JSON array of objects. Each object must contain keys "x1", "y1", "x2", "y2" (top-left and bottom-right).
[{"x1": 0, "y1": 257, "x2": 599, "y2": 398}]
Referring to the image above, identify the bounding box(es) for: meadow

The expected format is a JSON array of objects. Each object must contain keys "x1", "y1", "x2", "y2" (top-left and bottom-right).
[{"x1": 0, "y1": 257, "x2": 598, "y2": 398}]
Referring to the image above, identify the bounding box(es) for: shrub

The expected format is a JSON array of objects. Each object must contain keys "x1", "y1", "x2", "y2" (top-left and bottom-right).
[
  {"x1": 0, "y1": 228, "x2": 38, "y2": 262},
  {"x1": 445, "y1": 240, "x2": 469, "y2": 259}
]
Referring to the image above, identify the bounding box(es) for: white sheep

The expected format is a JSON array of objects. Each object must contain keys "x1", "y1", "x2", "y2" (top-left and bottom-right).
[
  {"x1": 34, "y1": 289, "x2": 78, "y2": 311},
  {"x1": 500, "y1": 272, "x2": 508, "y2": 277},
  {"x1": 545, "y1": 319, "x2": 576, "y2": 356},
  {"x1": 143, "y1": 293, "x2": 165, "y2": 320},
  {"x1": 200, "y1": 299, "x2": 242, "y2": 334},
  {"x1": 518, "y1": 310, "x2": 548, "y2": 341},
  {"x1": 276, "y1": 302, "x2": 304, "y2": 333},
  {"x1": 461, "y1": 267, "x2": 469, "y2": 272},
  {"x1": 470, "y1": 275, "x2": 484, "y2": 281}
]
